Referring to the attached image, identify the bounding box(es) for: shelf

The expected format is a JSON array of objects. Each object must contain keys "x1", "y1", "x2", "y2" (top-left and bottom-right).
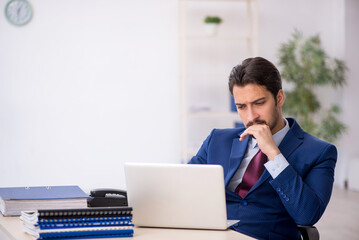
[
  {"x1": 178, "y1": 0, "x2": 258, "y2": 161},
  {"x1": 180, "y1": 0, "x2": 250, "y2": 2},
  {"x1": 179, "y1": 73, "x2": 228, "y2": 79},
  {"x1": 185, "y1": 111, "x2": 239, "y2": 118},
  {"x1": 180, "y1": 35, "x2": 251, "y2": 41}
]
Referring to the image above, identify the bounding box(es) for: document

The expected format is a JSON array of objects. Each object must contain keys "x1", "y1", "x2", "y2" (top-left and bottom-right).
[{"x1": 0, "y1": 185, "x2": 88, "y2": 216}]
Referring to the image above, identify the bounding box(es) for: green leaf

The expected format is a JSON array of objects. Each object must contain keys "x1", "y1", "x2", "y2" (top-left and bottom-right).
[{"x1": 278, "y1": 30, "x2": 347, "y2": 143}]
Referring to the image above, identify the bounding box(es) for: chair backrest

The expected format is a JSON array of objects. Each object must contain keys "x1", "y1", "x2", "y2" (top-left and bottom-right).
[{"x1": 298, "y1": 225, "x2": 319, "y2": 240}]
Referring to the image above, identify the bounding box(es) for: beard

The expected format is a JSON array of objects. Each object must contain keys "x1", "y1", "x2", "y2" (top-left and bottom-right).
[
  {"x1": 246, "y1": 119, "x2": 267, "y2": 128},
  {"x1": 245, "y1": 106, "x2": 281, "y2": 132}
]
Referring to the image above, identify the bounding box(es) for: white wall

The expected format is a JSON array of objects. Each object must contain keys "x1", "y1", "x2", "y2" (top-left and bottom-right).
[
  {"x1": 0, "y1": 0, "x2": 179, "y2": 192},
  {"x1": 1, "y1": 0, "x2": 358, "y2": 192},
  {"x1": 257, "y1": 0, "x2": 359, "y2": 188},
  {"x1": 342, "y1": 0, "x2": 359, "y2": 190},
  {"x1": 258, "y1": 0, "x2": 345, "y2": 59}
]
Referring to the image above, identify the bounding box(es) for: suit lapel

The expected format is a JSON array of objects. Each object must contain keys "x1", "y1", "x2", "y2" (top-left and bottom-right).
[
  {"x1": 246, "y1": 119, "x2": 304, "y2": 196},
  {"x1": 224, "y1": 136, "x2": 249, "y2": 186},
  {"x1": 278, "y1": 129, "x2": 303, "y2": 161}
]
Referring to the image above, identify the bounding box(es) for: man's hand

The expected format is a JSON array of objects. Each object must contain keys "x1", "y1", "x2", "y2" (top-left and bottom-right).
[{"x1": 240, "y1": 124, "x2": 280, "y2": 161}]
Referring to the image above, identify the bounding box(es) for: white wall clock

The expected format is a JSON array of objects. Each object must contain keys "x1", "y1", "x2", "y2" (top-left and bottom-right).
[{"x1": 5, "y1": 0, "x2": 33, "y2": 26}]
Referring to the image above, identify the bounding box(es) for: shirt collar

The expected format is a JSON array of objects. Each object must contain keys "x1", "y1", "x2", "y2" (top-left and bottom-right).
[{"x1": 248, "y1": 118, "x2": 290, "y2": 149}]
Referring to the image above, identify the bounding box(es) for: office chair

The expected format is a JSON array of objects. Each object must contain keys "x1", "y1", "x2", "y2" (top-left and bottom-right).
[{"x1": 298, "y1": 225, "x2": 319, "y2": 240}]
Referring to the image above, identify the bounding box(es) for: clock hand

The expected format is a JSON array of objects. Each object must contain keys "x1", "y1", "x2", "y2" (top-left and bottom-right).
[{"x1": 17, "y1": 7, "x2": 21, "y2": 15}]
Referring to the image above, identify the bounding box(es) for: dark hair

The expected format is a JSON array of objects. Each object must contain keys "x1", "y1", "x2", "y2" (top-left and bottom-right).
[{"x1": 228, "y1": 57, "x2": 282, "y2": 100}]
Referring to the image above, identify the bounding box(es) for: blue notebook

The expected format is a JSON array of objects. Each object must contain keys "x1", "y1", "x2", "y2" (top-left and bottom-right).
[
  {"x1": 0, "y1": 186, "x2": 88, "y2": 200},
  {"x1": 39, "y1": 228, "x2": 134, "y2": 239},
  {"x1": 0, "y1": 186, "x2": 89, "y2": 216},
  {"x1": 21, "y1": 207, "x2": 134, "y2": 239}
]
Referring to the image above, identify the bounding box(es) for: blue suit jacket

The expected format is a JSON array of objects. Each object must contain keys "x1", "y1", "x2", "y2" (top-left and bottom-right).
[{"x1": 188, "y1": 118, "x2": 337, "y2": 240}]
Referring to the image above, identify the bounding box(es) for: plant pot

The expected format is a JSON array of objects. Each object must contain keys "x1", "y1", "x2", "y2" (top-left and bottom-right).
[{"x1": 204, "y1": 23, "x2": 219, "y2": 36}]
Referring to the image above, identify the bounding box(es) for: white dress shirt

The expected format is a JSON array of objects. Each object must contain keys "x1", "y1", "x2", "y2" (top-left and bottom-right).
[{"x1": 228, "y1": 118, "x2": 290, "y2": 192}]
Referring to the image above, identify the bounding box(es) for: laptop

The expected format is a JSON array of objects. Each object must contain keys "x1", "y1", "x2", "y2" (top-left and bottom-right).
[{"x1": 124, "y1": 162, "x2": 239, "y2": 230}]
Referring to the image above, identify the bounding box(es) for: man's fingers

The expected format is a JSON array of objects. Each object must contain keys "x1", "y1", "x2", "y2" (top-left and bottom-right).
[
  {"x1": 240, "y1": 129, "x2": 252, "y2": 141},
  {"x1": 240, "y1": 124, "x2": 267, "y2": 141}
]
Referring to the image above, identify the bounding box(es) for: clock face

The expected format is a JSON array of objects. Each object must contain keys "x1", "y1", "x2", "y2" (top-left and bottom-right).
[{"x1": 5, "y1": 0, "x2": 33, "y2": 26}]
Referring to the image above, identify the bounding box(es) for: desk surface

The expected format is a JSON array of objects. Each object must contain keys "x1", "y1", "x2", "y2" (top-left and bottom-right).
[{"x1": 0, "y1": 215, "x2": 254, "y2": 240}]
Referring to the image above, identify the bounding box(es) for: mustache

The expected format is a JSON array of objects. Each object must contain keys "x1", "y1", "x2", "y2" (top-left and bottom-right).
[{"x1": 246, "y1": 119, "x2": 267, "y2": 128}]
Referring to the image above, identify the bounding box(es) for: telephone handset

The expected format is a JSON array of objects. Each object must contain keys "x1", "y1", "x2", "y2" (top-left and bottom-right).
[{"x1": 87, "y1": 188, "x2": 128, "y2": 207}]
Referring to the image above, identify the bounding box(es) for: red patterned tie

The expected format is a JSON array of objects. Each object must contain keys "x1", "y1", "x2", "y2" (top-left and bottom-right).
[{"x1": 235, "y1": 149, "x2": 267, "y2": 198}]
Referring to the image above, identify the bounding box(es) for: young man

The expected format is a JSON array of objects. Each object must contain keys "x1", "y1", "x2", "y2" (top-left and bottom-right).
[{"x1": 189, "y1": 57, "x2": 337, "y2": 240}]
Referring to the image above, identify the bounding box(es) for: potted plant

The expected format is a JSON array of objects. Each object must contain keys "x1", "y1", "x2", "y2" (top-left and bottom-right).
[
  {"x1": 278, "y1": 30, "x2": 347, "y2": 143},
  {"x1": 204, "y1": 16, "x2": 222, "y2": 36}
]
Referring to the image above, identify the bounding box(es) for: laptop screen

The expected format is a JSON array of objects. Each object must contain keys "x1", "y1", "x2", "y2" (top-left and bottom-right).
[{"x1": 124, "y1": 163, "x2": 231, "y2": 230}]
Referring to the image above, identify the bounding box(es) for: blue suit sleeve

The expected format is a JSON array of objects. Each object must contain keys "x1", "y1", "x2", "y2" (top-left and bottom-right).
[
  {"x1": 269, "y1": 144, "x2": 337, "y2": 226},
  {"x1": 188, "y1": 129, "x2": 216, "y2": 164}
]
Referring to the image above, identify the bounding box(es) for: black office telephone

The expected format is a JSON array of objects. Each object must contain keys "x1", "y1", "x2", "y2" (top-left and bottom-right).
[{"x1": 87, "y1": 188, "x2": 128, "y2": 207}]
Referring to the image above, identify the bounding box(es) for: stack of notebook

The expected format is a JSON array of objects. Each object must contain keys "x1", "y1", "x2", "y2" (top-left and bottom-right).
[
  {"x1": 0, "y1": 186, "x2": 89, "y2": 216},
  {"x1": 21, "y1": 207, "x2": 134, "y2": 239}
]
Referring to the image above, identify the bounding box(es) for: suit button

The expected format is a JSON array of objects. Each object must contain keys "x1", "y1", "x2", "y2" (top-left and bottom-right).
[
  {"x1": 282, "y1": 194, "x2": 286, "y2": 198},
  {"x1": 285, "y1": 197, "x2": 290, "y2": 202},
  {"x1": 276, "y1": 187, "x2": 281, "y2": 192},
  {"x1": 241, "y1": 200, "x2": 248, "y2": 206}
]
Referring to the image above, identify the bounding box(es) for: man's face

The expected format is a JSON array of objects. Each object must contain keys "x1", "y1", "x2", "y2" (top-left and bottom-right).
[{"x1": 232, "y1": 83, "x2": 284, "y2": 134}]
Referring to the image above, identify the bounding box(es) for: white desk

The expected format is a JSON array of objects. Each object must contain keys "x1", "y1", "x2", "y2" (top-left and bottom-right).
[{"x1": 0, "y1": 215, "x2": 255, "y2": 240}]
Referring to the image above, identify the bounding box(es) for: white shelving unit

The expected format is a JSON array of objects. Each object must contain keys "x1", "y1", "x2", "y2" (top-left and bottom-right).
[{"x1": 178, "y1": 0, "x2": 258, "y2": 162}]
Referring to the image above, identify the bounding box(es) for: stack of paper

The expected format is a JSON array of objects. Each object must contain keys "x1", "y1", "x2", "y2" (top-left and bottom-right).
[
  {"x1": 0, "y1": 186, "x2": 88, "y2": 216},
  {"x1": 21, "y1": 207, "x2": 134, "y2": 239}
]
